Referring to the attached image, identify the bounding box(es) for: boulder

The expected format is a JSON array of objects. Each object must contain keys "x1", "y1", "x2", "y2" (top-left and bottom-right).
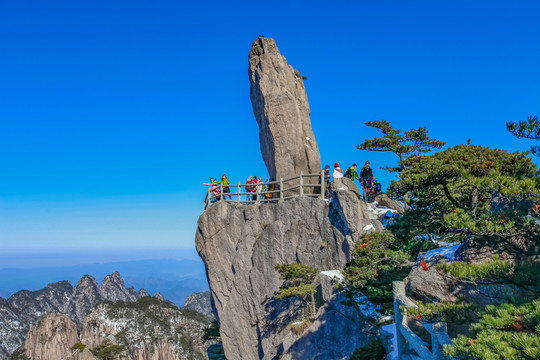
[
  {"x1": 405, "y1": 256, "x2": 534, "y2": 307},
  {"x1": 249, "y1": 36, "x2": 321, "y2": 181},
  {"x1": 370, "y1": 193, "x2": 405, "y2": 214},
  {"x1": 330, "y1": 177, "x2": 362, "y2": 200},
  {"x1": 455, "y1": 233, "x2": 539, "y2": 264}
]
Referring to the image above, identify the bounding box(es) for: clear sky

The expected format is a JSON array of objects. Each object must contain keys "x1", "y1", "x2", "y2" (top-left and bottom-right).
[{"x1": 1, "y1": 1, "x2": 539, "y2": 267}]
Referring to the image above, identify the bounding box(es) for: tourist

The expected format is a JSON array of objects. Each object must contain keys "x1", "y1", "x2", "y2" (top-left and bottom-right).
[
  {"x1": 333, "y1": 163, "x2": 343, "y2": 179},
  {"x1": 360, "y1": 161, "x2": 374, "y2": 201},
  {"x1": 203, "y1": 178, "x2": 221, "y2": 203},
  {"x1": 251, "y1": 176, "x2": 258, "y2": 201},
  {"x1": 344, "y1": 163, "x2": 360, "y2": 184},
  {"x1": 217, "y1": 174, "x2": 231, "y2": 200},
  {"x1": 245, "y1": 176, "x2": 254, "y2": 202},
  {"x1": 323, "y1": 165, "x2": 331, "y2": 198}
]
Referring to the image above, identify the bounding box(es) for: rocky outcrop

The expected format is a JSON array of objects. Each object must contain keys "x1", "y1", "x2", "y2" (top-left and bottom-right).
[
  {"x1": 79, "y1": 297, "x2": 212, "y2": 360},
  {"x1": 405, "y1": 256, "x2": 535, "y2": 307},
  {"x1": 330, "y1": 177, "x2": 363, "y2": 199},
  {"x1": 249, "y1": 36, "x2": 321, "y2": 181},
  {"x1": 279, "y1": 274, "x2": 371, "y2": 360},
  {"x1": 196, "y1": 190, "x2": 381, "y2": 360},
  {"x1": 0, "y1": 272, "x2": 147, "y2": 359},
  {"x1": 454, "y1": 233, "x2": 539, "y2": 264},
  {"x1": 23, "y1": 313, "x2": 79, "y2": 360},
  {"x1": 183, "y1": 292, "x2": 214, "y2": 319},
  {"x1": 371, "y1": 193, "x2": 405, "y2": 214}
]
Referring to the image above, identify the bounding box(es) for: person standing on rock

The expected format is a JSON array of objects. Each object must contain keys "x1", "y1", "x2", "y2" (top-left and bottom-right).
[
  {"x1": 333, "y1": 163, "x2": 343, "y2": 179},
  {"x1": 360, "y1": 161, "x2": 374, "y2": 201},
  {"x1": 217, "y1": 174, "x2": 231, "y2": 200}
]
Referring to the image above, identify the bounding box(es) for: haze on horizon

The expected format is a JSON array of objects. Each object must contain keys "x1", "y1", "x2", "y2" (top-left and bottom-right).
[{"x1": 1, "y1": 0, "x2": 539, "y2": 269}]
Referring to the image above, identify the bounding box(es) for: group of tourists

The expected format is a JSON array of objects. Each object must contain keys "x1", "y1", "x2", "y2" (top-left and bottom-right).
[
  {"x1": 323, "y1": 161, "x2": 381, "y2": 201},
  {"x1": 204, "y1": 161, "x2": 381, "y2": 205},
  {"x1": 203, "y1": 175, "x2": 276, "y2": 204}
]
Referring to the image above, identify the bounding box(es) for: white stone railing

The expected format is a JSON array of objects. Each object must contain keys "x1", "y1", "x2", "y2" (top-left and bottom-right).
[
  {"x1": 204, "y1": 171, "x2": 326, "y2": 209},
  {"x1": 393, "y1": 281, "x2": 453, "y2": 360}
]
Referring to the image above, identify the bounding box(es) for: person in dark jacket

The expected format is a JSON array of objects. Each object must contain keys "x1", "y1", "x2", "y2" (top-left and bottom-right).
[
  {"x1": 323, "y1": 165, "x2": 331, "y2": 198},
  {"x1": 360, "y1": 161, "x2": 374, "y2": 201}
]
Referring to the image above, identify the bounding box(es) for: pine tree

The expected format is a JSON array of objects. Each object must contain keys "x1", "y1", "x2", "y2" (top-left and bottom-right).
[
  {"x1": 444, "y1": 300, "x2": 540, "y2": 359},
  {"x1": 275, "y1": 263, "x2": 319, "y2": 317},
  {"x1": 389, "y1": 144, "x2": 540, "y2": 243},
  {"x1": 356, "y1": 120, "x2": 445, "y2": 173},
  {"x1": 507, "y1": 115, "x2": 540, "y2": 156},
  {"x1": 343, "y1": 231, "x2": 409, "y2": 314}
]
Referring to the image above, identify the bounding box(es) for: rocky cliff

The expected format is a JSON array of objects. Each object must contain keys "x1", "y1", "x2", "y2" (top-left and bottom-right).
[
  {"x1": 13, "y1": 297, "x2": 213, "y2": 360},
  {"x1": 183, "y1": 291, "x2": 214, "y2": 319},
  {"x1": 196, "y1": 183, "x2": 383, "y2": 360},
  {"x1": 22, "y1": 313, "x2": 80, "y2": 360},
  {"x1": 249, "y1": 36, "x2": 321, "y2": 181},
  {"x1": 0, "y1": 271, "x2": 143, "y2": 359}
]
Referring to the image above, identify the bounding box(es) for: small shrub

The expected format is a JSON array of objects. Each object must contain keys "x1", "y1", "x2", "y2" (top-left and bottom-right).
[
  {"x1": 437, "y1": 256, "x2": 511, "y2": 282},
  {"x1": 290, "y1": 318, "x2": 312, "y2": 335},
  {"x1": 350, "y1": 338, "x2": 386, "y2": 360},
  {"x1": 71, "y1": 342, "x2": 87, "y2": 353},
  {"x1": 405, "y1": 298, "x2": 479, "y2": 323}
]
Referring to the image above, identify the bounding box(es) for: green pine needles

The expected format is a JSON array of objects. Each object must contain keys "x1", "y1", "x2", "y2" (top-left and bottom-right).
[
  {"x1": 275, "y1": 263, "x2": 319, "y2": 318},
  {"x1": 444, "y1": 300, "x2": 540, "y2": 359},
  {"x1": 437, "y1": 256, "x2": 511, "y2": 282},
  {"x1": 437, "y1": 257, "x2": 540, "y2": 288},
  {"x1": 357, "y1": 120, "x2": 445, "y2": 173}
]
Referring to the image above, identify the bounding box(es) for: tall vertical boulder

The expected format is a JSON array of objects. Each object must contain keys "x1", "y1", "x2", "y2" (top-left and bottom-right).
[{"x1": 249, "y1": 35, "x2": 321, "y2": 180}]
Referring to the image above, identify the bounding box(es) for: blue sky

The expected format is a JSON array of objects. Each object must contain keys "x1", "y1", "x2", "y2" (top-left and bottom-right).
[{"x1": 1, "y1": 1, "x2": 539, "y2": 267}]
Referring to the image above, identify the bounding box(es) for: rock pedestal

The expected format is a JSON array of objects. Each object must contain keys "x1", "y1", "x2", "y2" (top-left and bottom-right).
[
  {"x1": 249, "y1": 35, "x2": 321, "y2": 181},
  {"x1": 196, "y1": 191, "x2": 381, "y2": 360}
]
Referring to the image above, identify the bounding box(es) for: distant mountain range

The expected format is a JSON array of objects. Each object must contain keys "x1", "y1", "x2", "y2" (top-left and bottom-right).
[
  {"x1": 1, "y1": 271, "x2": 215, "y2": 360},
  {"x1": 0, "y1": 258, "x2": 209, "y2": 306}
]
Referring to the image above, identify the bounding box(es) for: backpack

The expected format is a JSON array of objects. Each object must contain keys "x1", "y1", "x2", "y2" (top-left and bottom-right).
[
  {"x1": 373, "y1": 180, "x2": 382, "y2": 193},
  {"x1": 344, "y1": 167, "x2": 352, "y2": 178}
]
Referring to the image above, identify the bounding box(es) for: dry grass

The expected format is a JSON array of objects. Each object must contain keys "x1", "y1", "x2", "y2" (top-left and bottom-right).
[{"x1": 290, "y1": 318, "x2": 312, "y2": 335}]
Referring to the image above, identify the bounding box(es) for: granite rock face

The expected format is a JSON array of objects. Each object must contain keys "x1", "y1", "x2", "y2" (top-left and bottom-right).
[
  {"x1": 17, "y1": 298, "x2": 214, "y2": 360},
  {"x1": 79, "y1": 299, "x2": 212, "y2": 360},
  {"x1": 196, "y1": 190, "x2": 381, "y2": 360},
  {"x1": 23, "y1": 313, "x2": 80, "y2": 360},
  {"x1": 183, "y1": 291, "x2": 214, "y2": 319},
  {"x1": 0, "y1": 272, "x2": 144, "y2": 359},
  {"x1": 455, "y1": 233, "x2": 539, "y2": 264},
  {"x1": 249, "y1": 35, "x2": 321, "y2": 181}
]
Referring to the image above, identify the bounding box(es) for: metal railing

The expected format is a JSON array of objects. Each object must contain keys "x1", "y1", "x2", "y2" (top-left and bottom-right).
[
  {"x1": 203, "y1": 170, "x2": 326, "y2": 210},
  {"x1": 393, "y1": 281, "x2": 453, "y2": 360}
]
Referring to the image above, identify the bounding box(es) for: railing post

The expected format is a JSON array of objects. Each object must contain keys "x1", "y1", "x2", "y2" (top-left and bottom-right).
[
  {"x1": 237, "y1": 181, "x2": 241, "y2": 203},
  {"x1": 431, "y1": 322, "x2": 447, "y2": 359},
  {"x1": 320, "y1": 169, "x2": 325, "y2": 199},
  {"x1": 279, "y1": 178, "x2": 283, "y2": 202},
  {"x1": 300, "y1": 171, "x2": 304, "y2": 196},
  {"x1": 207, "y1": 188, "x2": 211, "y2": 208},
  {"x1": 393, "y1": 281, "x2": 410, "y2": 359},
  {"x1": 256, "y1": 181, "x2": 260, "y2": 204}
]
